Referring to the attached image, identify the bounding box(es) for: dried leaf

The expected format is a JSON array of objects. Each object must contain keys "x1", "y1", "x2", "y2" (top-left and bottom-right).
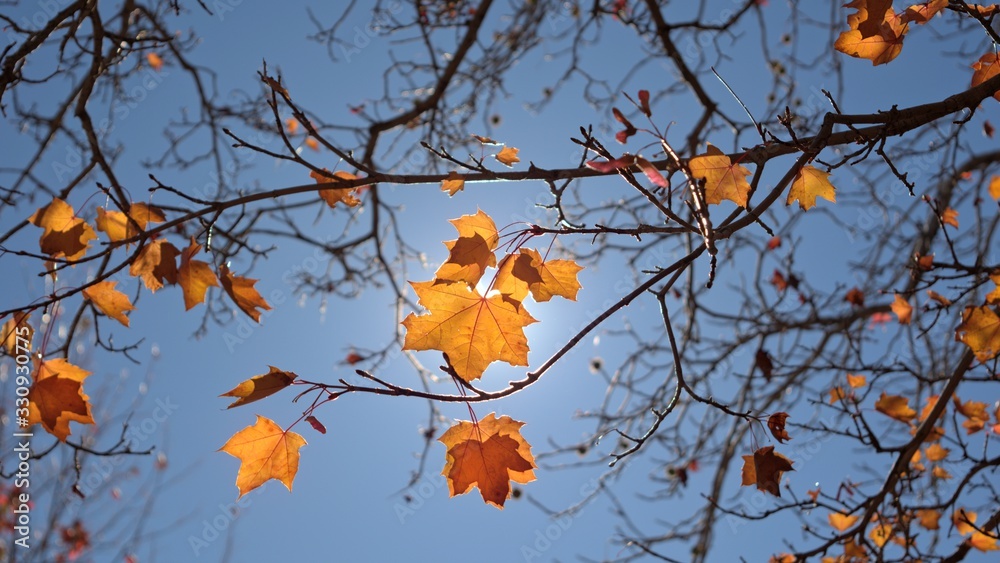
[
  {"x1": 846, "y1": 373, "x2": 867, "y2": 388},
  {"x1": 27, "y1": 359, "x2": 94, "y2": 442},
  {"x1": 2, "y1": 312, "x2": 33, "y2": 354},
  {"x1": 828, "y1": 512, "x2": 858, "y2": 532},
  {"x1": 311, "y1": 168, "x2": 362, "y2": 208},
  {"x1": 219, "y1": 415, "x2": 306, "y2": 498},
  {"x1": 219, "y1": 264, "x2": 271, "y2": 323},
  {"x1": 220, "y1": 366, "x2": 297, "y2": 409},
  {"x1": 891, "y1": 293, "x2": 913, "y2": 324},
  {"x1": 27, "y1": 197, "x2": 97, "y2": 261},
  {"x1": 177, "y1": 237, "x2": 219, "y2": 310},
  {"x1": 146, "y1": 52, "x2": 163, "y2": 71},
  {"x1": 82, "y1": 280, "x2": 135, "y2": 327},
  {"x1": 941, "y1": 207, "x2": 959, "y2": 228},
  {"x1": 767, "y1": 412, "x2": 791, "y2": 443},
  {"x1": 129, "y1": 239, "x2": 180, "y2": 292},
  {"x1": 971, "y1": 52, "x2": 1000, "y2": 102},
  {"x1": 835, "y1": 1, "x2": 908, "y2": 65},
  {"x1": 875, "y1": 392, "x2": 916, "y2": 422},
  {"x1": 955, "y1": 305, "x2": 1000, "y2": 361},
  {"x1": 740, "y1": 445, "x2": 794, "y2": 497},
  {"x1": 434, "y1": 210, "x2": 499, "y2": 287}
]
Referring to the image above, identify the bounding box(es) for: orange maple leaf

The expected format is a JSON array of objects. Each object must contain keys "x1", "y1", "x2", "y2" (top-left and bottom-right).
[
  {"x1": 1, "y1": 312, "x2": 33, "y2": 354},
  {"x1": 434, "y1": 210, "x2": 500, "y2": 287},
  {"x1": 311, "y1": 168, "x2": 362, "y2": 208},
  {"x1": 916, "y1": 508, "x2": 941, "y2": 530},
  {"x1": 925, "y1": 443, "x2": 949, "y2": 462},
  {"x1": 219, "y1": 415, "x2": 306, "y2": 498},
  {"x1": 27, "y1": 197, "x2": 97, "y2": 261},
  {"x1": 869, "y1": 521, "x2": 894, "y2": 547},
  {"x1": 953, "y1": 396, "x2": 990, "y2": 434},
  {"x1": 95, "y1": 203, "x2": 166, "y2": 243},
  {"x1": 688, "y1": 144, "x2": 752, "y2": 207},
  {"x1": 875, "y1": 392, "x2": 916, "y2": 422},
  {"x1": 441, "y1": 171, "x2": 465, "y2": 196},
  {"x1": 828, "y1": 512, "x2": 859, "y2": 532},
  {"x1": 955, "y1": 305, "x2": 1000, "y2": 361},
  {"x1": 740, "y1": 445, "x2": 794, "y2": 497},
  {"x1": 27, "y1": 359, "x2": 94, "y2": 442},
  {"x1": 901, "y1": 0, "x2": 948, "y2": 24},
  {"x1": 835, "y1": 0, "x2": 908, "y2": 65},
  {"x1": 219, "y1": 264, "x2": 271, "y2": 322},
  {"x1": 971, "y1": 52, "x2": 1000, "y2": 102},
  {"x1": 402, "y1": 280, "x2": 537, "y2": 381},
  {"x1": 494, "y1": 248, "x2": 583, "y2": 306},
  {"x1": 439, "y1": 413, "x2": 536, "y2": 509},
  {"x1": 146, "y1": 52, "x2": 163, "y2": 71},
  {"x1": 891, "y1": 293, "x2": 913, "y2": 324},
  {"x1": 129, "y1": 239, "x2": 180, "y2": 292},
  {"x1": 767, "y1": 412, "x2": 791, "y2": 443},
  {"x1": 82, "y1": 280, "x2": 136, "y2": 327},
  {"x1": 787, "y1": 165, "x2": 836, "y2": 211},
  {"x1": 989, "y1": 175, "x2": 1000, "y2": 200},
  {"x1": 220, "y1": 366, "x2": 297, "y2": 409},
  {"x1": 495, "y1": 146, "x2": 520, "y2": 167},
  {"x1": 177, "y1": 238, "x2": 219, "y2": 310},
  {"x1": 941, "y1": 207, "x2": 959, "y2": 228},
  {"x1": 846, "y1": 373, "x2": 867, "y2": 388}
]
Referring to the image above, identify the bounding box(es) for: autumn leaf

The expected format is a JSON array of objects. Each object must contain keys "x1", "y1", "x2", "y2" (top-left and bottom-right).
[
  {"x1": 925, "y1": 443, "x2": 949, "y2": 462},
  {"x1": 146, "y1": 52, "x2": 163, "y2": 71},
  {"x1": 740, "y1": 446, "x2": 793, "y2": 496},
  {"x1": 869, "y1": 521, "x2": 893, "y2": 548},
  {"x1": 787, "y1": 165, "x2": 836, "y2": 210},
  {"x1": 829, "y1": 386, "x2": 847, "y2": 404},
  {"x1": 767, "y1": 412, "x2": 791, "y2": 443},
  {"x1": 27, "y1": 359, "x2": 94, "y2": 442},
  {"x1": 441, "y1": 171, "x2": 465, "y2": 196},
  {"x1": 927, "y1": 289, "x2": 952, "y2": 306},
  {"x1": 828, "y1": 512, "x2": 858, "y2": 532},
  {"x1": 971, "y1": 52, "x2": 1000, "y2": 102},
  {"x1": 954, "y1": 509, "x2": 978, "y2": 536},
  {"x1": 969, "y1": 531, "x2": 1000, "y2": 552},
  {"x1": 875, "y1": 392, "x2": 916, "y2": 422},
  {"x1": 989, "y1": 176, "x2": 1000, "y2": 200},
  {"x1": 27, "y1": 197, "x2": 97, "y2": 261},
  {"x1": 835, "y1": 1, "x2": 908, "y2": 65},
  {"x1": 688, "y1": 144, "x2": 752, "y2": 207},
  {"x1": 305, "y1": 416, "x2": 327, "y2": 434},
  {"x1": 941, "y1": 207, "x2": 959, "y2": 228},
  {"x1": 304, "y1": 137, "x2": 319, "y2": 151},
  {"x1": 846, "y1": 373, "x2": 867, "y2": 388},
  {"x1": 916, "y1": 253, "x2": 934, "y2": 270},
  {"x1": 129, "y1": 239, "x2": 180, "y2": 292},
  {"x1": 755, "y1": 349, "x2": 774, "y2": 380},
  {"x1": 95, "y1": 203, "x2": 166, "y2": 242},
  {"x1": 891, "y1": 293, "x2": 912, "y2": 324},
  {"x1": 434, "y1": 210, "x2": 499, "y2": 287},
  {"x1": 767, "y1": 236, "x2": 781, "y2": 251},
  {"x1": 402, "y1": 280, "x2": 537, "y2": 382},
  {"x1": 495, "y1": 146, "x2": 520, "y2": 167},
  {"x1": 439, "y1": 413, "x2": 536, "y2": 509},
  {"x1": 177, "y1": 237, "x2": 219, "y2": 310},
  {"x1": 82, "y1": 280, "x2": 135, "y2": 327},
  {"x1": 955, "y1": 305, "x2": 1000, "y2": 361},
  {"x1": 954, "y1": 396, "x2": 990, "y2": 434},
  {"x1": 845, "y1": 287, "x2": 865, "y2": 307},
  {"x1": 901, "y1": 0, "x2": 948, "y2": 24},
  {"x1": 494, "y1": 248, "x2": 583, "y2": 306},
  {"x1": 220, "y1": 366, "x2": 297, "y2": 409},
  {"x1": 311, "y1": 168, "x2": 362, "y2": 208},
  {"x1": 916, "y1": 508, "x2": 940, "y2": 530},
  {"x1": 2, "y1": 312, "x2": 33, "y2": 354},
  {"x1": 219, "y1": 415, "x2": 306, "y2": 498},
  {"x1": 471, "y1": 134, "x2": 499, "y2": 145},
  {"x1": 219, "y1": 264, "x2": 271, "y2": 322},
  {"x1": 635, "y1": 156, "x2": 668, "y2": 188}
]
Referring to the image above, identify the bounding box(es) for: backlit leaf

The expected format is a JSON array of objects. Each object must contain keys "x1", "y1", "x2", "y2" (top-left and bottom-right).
[
  {"x1": 955, "y1": 305, "x2": 1000, "y2": 361},
  {"x1": 688, "y1": 144, "x2": 752, "y2": 207},
  {"x1": 27, "y1": 197, "x2": 97, "y2": 261},
  {"x1": 787, "y1": 165, "x2": 836, "y2": 210},
  {"x1": 219, "y1": 415, "x2": 306, "y2": 498},
  {"x1": 434, "y1": 210, "x2": 499, "y2": 287},
  {"x1": 82, "y1": 280, "x2": 135, "y2": 327},
  {"x1": 311, "y1": 168, "x2": 361, "y2": 208},
  {"x1": 892, "y1": 293, "x2": 913, "y2": 324},
  {"x1": 27, "y1": 359, "x2": 94, "y2": 442},
  {"x1": 129, "y1": 239, "x2": 180, "y2": 292},
  {"x1": 740, "y1": 445, "x2": 794, "y2": 497},
  {"x1": 971, "y1": 52, "x2": 1000, "y2": 102},
  {"x1": 219, "y1": 264, "x2": 271, "y2": 323},
  {"x1": 875, "y1": 392, "x2": 916, "y2": 422},
  {"x1": 828, "y1": 512, "x2": 858, "y2": 532},
  {"x1": 220, "y1": 366, "x2": 297, "y2": 409},
  {"x1": 177, "y1": 237, "x2": 219, "y2": 310},
  {"x1": 495, "y1": 146, "x2": 520, "y2": 167},
  {"x1": 767, "y1": 412, "x2": 791, "y2": 443},
  {"x1": 441, "y1": 171, "x2": 465, "y2": 196}
]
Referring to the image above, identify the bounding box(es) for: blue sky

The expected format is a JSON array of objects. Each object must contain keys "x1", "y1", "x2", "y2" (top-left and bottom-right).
[{"x1": 1, "y1": 1, "x2": 999, "y2": 562}]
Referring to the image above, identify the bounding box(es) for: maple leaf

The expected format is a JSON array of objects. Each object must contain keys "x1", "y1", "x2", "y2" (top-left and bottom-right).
[
  {"x1": 2, "y1": 311, "x2": 33, "y2": 354},
  {"x1": 311, "y1": 168, "x2": 362, "y2": 208},
  {"x1": 916, "y1": 508, "x2": 940, "y2": 530},
  {"x1": 767, "y1": 412, "x2": 791, "y2": 443},
  {"x1": 220, "y1": 366, "x2": 297, "y2": 409},
  {"x1": 916, "y1": 253, "x2": 934, "y2": 270},
  {"x1": 740, "y1": 445, "x2": 794, "y2": 497},
  {"x1": 27, "y1": 197, "x2": 97, "y2": 261},
  {"x1": 954, "y1": 396, "x2": 990, "y2": 434},
  {"x1": 129, "y1": 239, "x2": 180, "y2": 292},
  {"x1": 177, "y1": 238, "x2": 219, "y2": 310},
  {"x1": 441, "y1": 171, "x2": 465, "y2": 196},
  {"x1": 869, "y1": 521, "x2": 893, "y2": 547},
  {"x1": 845, "y1": 287, "x2": 865, "y2": 306},
  {"x1": 434, "y1": 210, "x2": 499, "y2": 287},
  {"x1": 219, "y1": 264, "x2": 271, "y2": 322},
  {"x1": 27, "y1": 359, "x2": 94, "y2": 442},
  {"x1": 902, "y1": 0, "x2": 948, "y2": 24},
  {"x1": 955, "y1": 305, "x2": 1000, "y2": 361},
  {"x1": 787, "y1": 165, "x2": 836, "y2": 210},
  {"x1": 146, "y1": 52, "x2": 163, "y2": 71},
  {"x1": 829, "y1": 512, "x2": 859, "y2": 532},
  {"x1": 875, "y1": 392, "x2": 916, "y2": 422},
  {"x1": 402, "y1": 280, "x2": 537, "y2": 382},
  {"x1": 439, "y1": 413, "x2": 536, "y2": 509},
  {"x1": 846, "y1": 373, "x2": 867, "y2": 388},
  {"x1": 925, "y1": 443, "x2": 948, "y2": 462},
  {"x1": 95, "y1": 203, "x2": 166, "y2": 242},
  {"x1": 941, "y1": 207, "x2": 959, "y2": 228},
  {"x1": 970, "y1": 531, "x2": 1000, "y2": 552},
  {"x1": 82, "y1": 280, "x2": 136, "y2": 327},
  {"x1": 688, "y1": 144, "x2": 752, "y2": 206},
  {"x1": 835, "y1": 1, "x2": 909, "y2": 65},
  {"x1": 990, "y1": 175, "x2": 1000, "y2": 200},
  {"x1": 495, "y1": 146, "x2": 520, "y2": 167},
  {"x1": 954, "y1": 509, "x2": 978, "y2": 536},
  {"x1": 891, "y1": 293, "x2": 913, "y2": 324},
  {"x1": 971, "y1": 52, "x2": 1000, "y2": 102},
  {"x1": 219, "y1": 415, "x2": 306, "y2": 498},
  {"x1": 829, "y1": 386, "x2": 847, "y2": 404},
  {"x1": 494, "y1": 248, "x2": 583, "y2": 307}
]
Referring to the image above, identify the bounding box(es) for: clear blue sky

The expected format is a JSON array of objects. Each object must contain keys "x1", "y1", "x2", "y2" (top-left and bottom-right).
[{"x1": 1, "y1": 2, "x2": 997, "y2": 562}]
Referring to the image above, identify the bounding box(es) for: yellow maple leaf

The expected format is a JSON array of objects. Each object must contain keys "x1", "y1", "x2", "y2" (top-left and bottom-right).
[
  {"x1": 27, "y1": 197, "x2": 97, "y2": 261},
  {"x1": 219, "y1": 264, "x2": 271, "y2": 322},
  {"x1": 835, "y1": 1, "x2": 909, "y2": 65},
  {"x1": 219, "y1": 415, "x2": 306, "y2": 498},
  {"x1": 875, "y1": 392, "x2": 916, "y2": 422},
  {"x1": 220, "y1": 366, "x2": 297, "y2": 409},
  {"x1": 846, "y1": 373, "x2": 867, "y2": 388},
  {"x1": 916, "y1": 508, "x2": 940, "y2": 530},
  {"x1": 925, "y1": 443, "x2": 949, "y2": 462},
  {"x1": 787, "y1": 165, "x2": 836, "y2": 211},
  {"x1": 969, "y1": 530, "x2": 999, "y2": 552},
  {"x1": 688, "y1": 144, "x2": 752, "y2": 207},
  {"x1": 901, "y1": 0, "x2": 948, "y2": 24},
  {"x1": 829, "y1": 512, "x2": 859, "y2": 532},
  {"x1": 495, "y1": 146, "x2": 520, "y2": 167},
  {"x1": 434, "y1": 210, "x2": 500, "y2": 287},
  {"x1": 82, "y1": 280, "x2": 136, "y2": 327},
  {"x1": 891, "y1": 293, "x2": 913, "y2": 324},
  {"x1": 494, "y1": 248, "x2": 583, "y2": 306},
  {"x1": 955, "y1": 305, "x2": 1000, "y2": 361},
  {"x1": 869, "y1": 521, "x2": 893, "y2": 548},
  {"x1": 441, "y1": 171, "x2": 465, "y2": 196},
  {"x1": 177, "y1": 237, "x2": 219, "y2": 310},
  {"x1": 95, "y1": 203, "x2": 166, "y2": 242},
  {"x1": 402, "y1": 280, "x2": 537, "y2": 381},
  {"x1": 439, "y1": 413, "x2": 536, "y2": 509},
  {"x1": 27, "y1": 359, "x2": 94, "y2": 442}
]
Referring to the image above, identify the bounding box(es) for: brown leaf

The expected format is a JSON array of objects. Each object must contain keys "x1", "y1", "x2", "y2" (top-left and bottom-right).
[
  {"x1": 27, "y1": 359, "x2": 94, "y2": 442},
  {"x1": 219, "y1": 264, "x2": 271, "y2": 323},
  {"x1": 129, "y1": 239, "x2": 180, "y2": 292},
  {"x1": 311, "y1": 168, "x2": 362, "y2": 208},
  {"x1": 740, "y1": 445, "x2": 794, "y2": 497},
  {"x1": 439, "y1": 413, "x2": 536, "y2": 508},
  {"x1": 220, "y1": 366, "x2": 297, "y2": 409},
  {"x1": 845, "y1": 287, "x2": 865, "y2": 307},
  {"x1": 767, "y1": 412, "x2": 791, "y2": 443}
]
